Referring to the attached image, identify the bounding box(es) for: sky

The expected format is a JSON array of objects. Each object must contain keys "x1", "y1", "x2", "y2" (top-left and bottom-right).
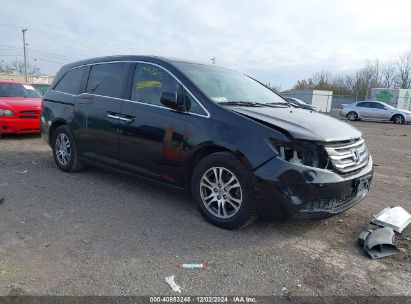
[{"x1": 0, "y1": 0, "x2": 410, "y2": 89}]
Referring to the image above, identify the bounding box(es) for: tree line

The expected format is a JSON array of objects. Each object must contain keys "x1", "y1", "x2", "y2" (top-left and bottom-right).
[
  {"x1": 292, "y1": 49, "x2": 411, "y2": 98},
  {"x1": 0, "y1": 59, "x2": 40, "y2": 75}
]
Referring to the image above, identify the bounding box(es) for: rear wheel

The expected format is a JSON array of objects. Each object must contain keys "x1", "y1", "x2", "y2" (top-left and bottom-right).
[
  {"x1": 52, "y1": 125, "x2": 84, "y2": 172},
  {"x1": 346, "y1": 111, "x2": 358, "y2": 121},
  {"x1": 392, "y1": 114, "x2": 405, "y2": 124},
  {"x1": 191, "y1": 152, "x2": 256, "y2": 229}
]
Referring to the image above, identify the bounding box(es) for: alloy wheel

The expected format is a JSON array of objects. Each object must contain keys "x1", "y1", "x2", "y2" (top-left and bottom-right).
[
  {"x1": 200, "y1": 167, "x2": 242, "y2": 219},
  {"x1": 394, "y1": 115, "x2": 404, "y2": 124},
  {"x1": 55, "y1": 133, "x2": 71, "y2": 166},
  {"x1": 347, "y1": 112, "x2": 357, "y2": 120}
]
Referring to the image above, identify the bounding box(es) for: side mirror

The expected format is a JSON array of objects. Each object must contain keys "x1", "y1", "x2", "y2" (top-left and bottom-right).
[
  {"x1": 160, "y1": 91, "x2": 188, "y2": 112},
  {"x1": 160, "y1": 91, "x2": 178, "y2": 109}
]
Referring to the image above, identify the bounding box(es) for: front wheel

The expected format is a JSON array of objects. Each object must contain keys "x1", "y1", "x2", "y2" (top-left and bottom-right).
[
  {"x1": 346, "y1": 111, "x2": 358, "y2": 121},
  {"x1": 191, "y1": 152, "x2": 256, "y2": 229},
  {"x1": 392, "y1": 114, "x2": 405, "y2": 124},
  {"x1": 52, "y1": 125, "x2": 84, "y2": 172}
]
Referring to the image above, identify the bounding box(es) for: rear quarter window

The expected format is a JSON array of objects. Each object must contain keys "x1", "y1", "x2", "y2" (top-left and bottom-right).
[
  {"x1": 357, "y1": 102, "x2": 370, "y2": 108},
  {"x1": 54, "y1": 67, "x2": 86, "y2": 95}
]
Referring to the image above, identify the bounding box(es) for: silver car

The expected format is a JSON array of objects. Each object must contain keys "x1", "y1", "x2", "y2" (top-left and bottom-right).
[{"x1": 340, "y1": 101, "x2": 411, "y2": 124}]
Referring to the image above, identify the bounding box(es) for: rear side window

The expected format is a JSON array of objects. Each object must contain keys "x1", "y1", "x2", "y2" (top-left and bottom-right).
[
  {"x1": 357, "y1": 102, "x2": 370, "y2": 108},
  {"x1": 86, "y1": 63, "x2": 127, "y2": 98},
  {"x1": 54, "y1": 67, "x2": 85, "y2": 95}
]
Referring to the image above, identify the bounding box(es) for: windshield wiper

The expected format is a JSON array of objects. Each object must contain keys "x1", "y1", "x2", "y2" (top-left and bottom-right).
[
  {"x1": 217, "y1": 101, "x2": 266, "y2": 107},
  {"x1": 266, "y1": 102, "x2": 290, "y2": 107}
]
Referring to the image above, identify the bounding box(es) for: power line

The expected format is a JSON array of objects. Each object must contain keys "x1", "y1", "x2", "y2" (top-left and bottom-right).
[
  {"x1": 0, "y1": 54, "x2": 22, "y2": 57},
  {"x1": 27, "y1": 48, "x2": 78, "y2": 60},
  {"x1": 30, "y1": 57, "x2": 67, "y2": 65},
  {"x1": 0, "y1": 22, "x2": 152, "y2": 54}
]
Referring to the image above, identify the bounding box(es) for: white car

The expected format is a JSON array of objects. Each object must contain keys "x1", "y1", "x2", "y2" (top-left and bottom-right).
[{"x1": 340, "y1": 101, "x2": 411, "y2": 124}]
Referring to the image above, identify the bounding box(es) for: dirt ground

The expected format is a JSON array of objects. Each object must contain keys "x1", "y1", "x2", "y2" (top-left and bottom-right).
[{"x1": 0, "y1": 120, "x2": 410, "y2": 297}]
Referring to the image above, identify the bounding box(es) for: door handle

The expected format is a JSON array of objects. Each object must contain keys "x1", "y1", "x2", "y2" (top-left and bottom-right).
[
  {"x1": 107, "y1": 114, "x2": 120, "y2": 119},
  {"x1": 118, "y1": 116, "x2": 134, "y2": 123}
]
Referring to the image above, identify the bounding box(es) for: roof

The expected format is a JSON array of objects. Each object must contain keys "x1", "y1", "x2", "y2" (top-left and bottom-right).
[
  {"x1": 0, "y1": 79, "x2": 31, "y2": 85},
  {"x1": 58, "y1": 55, "x2": 225, "y2": 74}
]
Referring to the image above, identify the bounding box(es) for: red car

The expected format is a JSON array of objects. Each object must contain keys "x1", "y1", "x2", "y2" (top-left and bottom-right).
[{"x1": 0, "y1": 80, "x2": 43, "y2": 134}]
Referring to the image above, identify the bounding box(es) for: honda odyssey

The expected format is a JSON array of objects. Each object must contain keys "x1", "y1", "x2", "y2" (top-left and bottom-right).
[{"x1": 41, "y1": 56, "x2": 373, "y2": 229}]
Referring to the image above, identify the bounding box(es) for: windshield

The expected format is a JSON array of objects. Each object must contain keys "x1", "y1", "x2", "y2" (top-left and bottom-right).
[
  {"x1": 0, "y1": 83, "x2": 42, "y2": 98},
  {"x1": 174, "y1": 62, "x2": 287, "y2": 105}
]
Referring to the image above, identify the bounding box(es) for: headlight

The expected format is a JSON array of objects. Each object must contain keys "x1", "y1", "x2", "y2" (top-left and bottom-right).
[
  {"x1": 270, "y1": 139, "x2": 329, "y2": 169},
  {"x1": 0, "y1": 109, "x2": 14, "y2": 117}
]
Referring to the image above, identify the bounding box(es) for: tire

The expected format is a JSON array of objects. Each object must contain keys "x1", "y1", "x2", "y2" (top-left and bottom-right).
[
  {"x1": 346, "y1": 111, "x2": 358, "y2": 121},
  {"x1": 392, "y1": 114, "x2": 405, "y2": 124},
  {"x1": 52, "y1": 125, "x2": 84, "y2": 172},
  {"x1": 191, "y1": 152, "x2": 256, "y2": 229}
]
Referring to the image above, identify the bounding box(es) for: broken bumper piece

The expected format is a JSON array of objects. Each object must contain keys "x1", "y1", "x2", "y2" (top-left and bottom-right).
[
  {"x1": 358, "y1": 227, "x2": 400, "y2": 259},
  {"x1": 371, "y1": 206, "x2": 411, "y2": 234}
]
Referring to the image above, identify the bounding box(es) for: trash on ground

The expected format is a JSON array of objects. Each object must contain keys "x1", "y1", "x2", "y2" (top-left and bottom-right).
[
  {"x1": 165, "y1": 275, "x2": 181, "y2": 293},
  {"x1": 371, "y1": 206, "x2": 411, "y2": 233},
  {"x1": 178, "y1": 263, "x2": 206, "y2": 269},
  {"x1": 358, "y1": 227, "x2": 400, "y2": 259},
  {"x1": 16, "y1": 170, "x2": 28, "y2": 174}
]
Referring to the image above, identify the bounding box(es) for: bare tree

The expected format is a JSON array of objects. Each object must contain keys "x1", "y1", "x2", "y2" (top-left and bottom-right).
[
  {"x1": 6, "y1": 60, "x2": 25, "y2": 74},
  {"x1": 3, "y1": 59, "x2": 39, "y2": 75},
  {"x1": 395, "y1": 50, "x2": 411, "y2": 89},
  {"x1": 292, "y1": 49, "x2": 411, "y2": 95},
  {"x1": 381, "y1": 61, "x2": 397, "y2": 88}
]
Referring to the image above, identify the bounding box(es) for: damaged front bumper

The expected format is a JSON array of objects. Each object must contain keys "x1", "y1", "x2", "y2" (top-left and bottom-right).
[{"x1": 253, "y1": 154, "x2": 373, "y2": 219}]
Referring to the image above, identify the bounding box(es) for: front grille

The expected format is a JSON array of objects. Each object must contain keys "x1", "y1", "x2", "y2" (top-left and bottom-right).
[
  {"x1": 300, "y1": 192, "x2": 356, "y2": 212},
  {"x1": 18, "y1": 110, "x2": 40, "y2": 119},
  {"x1": 325, "y1": 138, "x2": 369, "y2": 174}
]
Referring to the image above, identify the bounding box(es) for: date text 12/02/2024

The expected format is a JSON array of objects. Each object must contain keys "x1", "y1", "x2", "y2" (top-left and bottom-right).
[{"x1": 149, "y1": 296, "x2": 257, "y2": 303}]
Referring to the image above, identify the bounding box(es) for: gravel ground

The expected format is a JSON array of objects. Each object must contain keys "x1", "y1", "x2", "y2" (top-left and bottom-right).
[{"x1": 0, "y1": 120, "x2": 410, "y2": 297}]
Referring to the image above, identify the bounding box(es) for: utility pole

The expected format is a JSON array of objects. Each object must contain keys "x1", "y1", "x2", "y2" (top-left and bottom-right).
[{"x1": 22, "y1": 28, "x2": 28, "y2": 82}]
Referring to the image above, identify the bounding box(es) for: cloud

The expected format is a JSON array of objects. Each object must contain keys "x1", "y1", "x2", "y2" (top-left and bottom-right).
[{"x1": 1, "y1": 0, "x2": 410, "y2": 88}]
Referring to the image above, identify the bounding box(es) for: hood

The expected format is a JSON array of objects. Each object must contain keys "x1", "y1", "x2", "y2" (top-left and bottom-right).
[
  {"x1": 398, "y1": 109, "x2": 411, "y2": 115},
  {"x1": 0, "y1": 97, "x2": 42, "y2": 112},
  {"x1": 230, "y1": 106, "x2": 362, "y2": 142}
]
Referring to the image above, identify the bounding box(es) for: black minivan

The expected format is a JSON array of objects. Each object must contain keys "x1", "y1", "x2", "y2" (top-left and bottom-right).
[{"x1": 41, "y1": 56, "x2": 373, "y2": 229}]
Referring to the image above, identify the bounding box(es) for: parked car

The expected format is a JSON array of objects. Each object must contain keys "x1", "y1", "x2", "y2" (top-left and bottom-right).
[
  {"x1": 340, "y1": 101, "x2": 411, "y2": 124},
  {"x1": 41, "y1": 56, "x2": 373, "y2": 229},
  {"x1": 284, "y1": 97, "x2": 319, "y2": 111},
  {"x1": 0, "y1": 80, "x2": 43, "y2": 134}
]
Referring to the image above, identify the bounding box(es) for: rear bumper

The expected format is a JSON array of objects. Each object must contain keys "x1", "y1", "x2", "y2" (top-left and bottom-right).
[
  {"x1": 253, "y1": 155, "x2": 373, "y2": 219},
  {"x1": 0, "y1": 117, "x2": 41, "y2": 134}
]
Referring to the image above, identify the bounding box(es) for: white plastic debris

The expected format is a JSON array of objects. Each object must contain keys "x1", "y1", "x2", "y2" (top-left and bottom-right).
[
  {"x1": 16, "y1": 170, "x2": 28, "y2": 174},
  {"x1": 165, "y1": 275, "x2": 181, "y2": 293},
  {"x1": 372, "y1": 206, "x2": 411, "y2": 234}
]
